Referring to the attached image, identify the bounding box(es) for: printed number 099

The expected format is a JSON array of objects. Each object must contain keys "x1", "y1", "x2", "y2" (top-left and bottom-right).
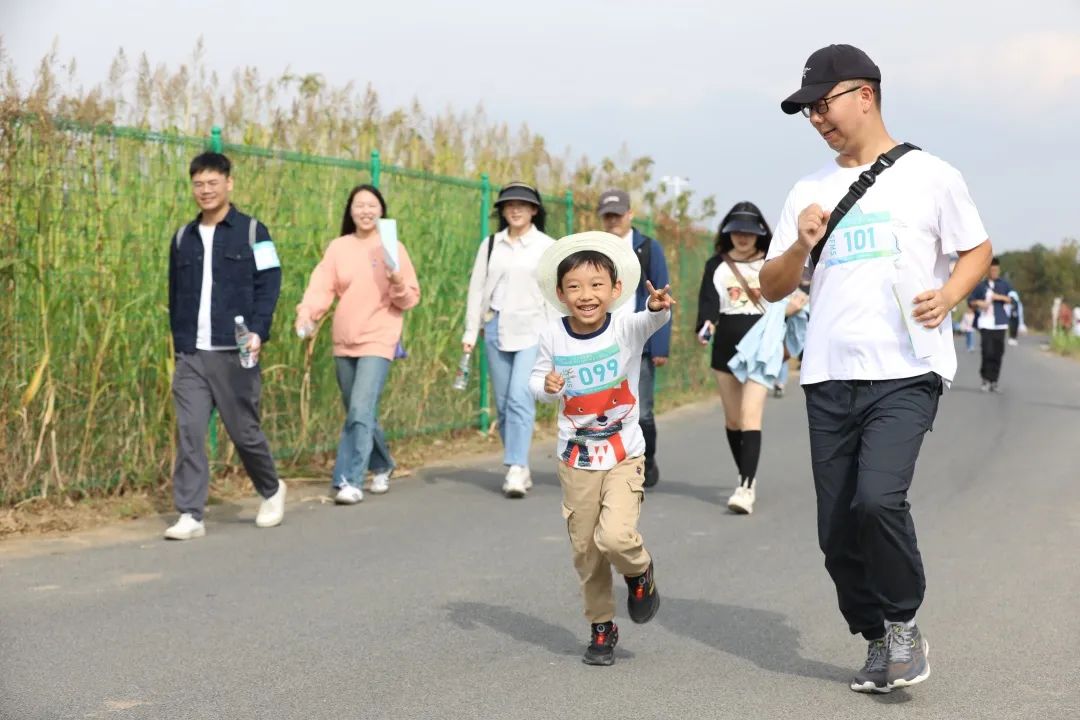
[{"x1": 577, "y1": 359, "x2": 620, "y2": 386}]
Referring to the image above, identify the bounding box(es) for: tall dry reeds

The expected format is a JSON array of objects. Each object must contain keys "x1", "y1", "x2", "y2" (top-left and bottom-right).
[{"x1": 0, "y1": 41, "x2": 718, "y2": 504}]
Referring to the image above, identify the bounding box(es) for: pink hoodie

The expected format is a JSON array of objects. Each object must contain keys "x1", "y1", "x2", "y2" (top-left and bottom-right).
[{"x1": 297, "y1": 233, "x2": 421, "y2": 360}]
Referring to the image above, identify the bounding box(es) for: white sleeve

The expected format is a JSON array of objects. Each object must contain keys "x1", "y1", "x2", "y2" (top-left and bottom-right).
[
  {"x1": 767, "y1": 186, "x2": 800, "y2": 262},
  {"x1": 461, "y1": 240, "x2": 489, "y2": 346},
  {"x1": 936, "y1": 165, "x2": 988, "y2": 255},
  {"x1": 619, "y1": 308, "x2": 671, "y2": 350},
  {"x1": 529, "y1": 325, "x2": 562, "y2": 403}
]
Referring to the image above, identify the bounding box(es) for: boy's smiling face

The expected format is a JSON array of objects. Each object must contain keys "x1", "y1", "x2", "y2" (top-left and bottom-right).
[{"x1": 557, "y1": 261, "x2": 622, "y2": 334}]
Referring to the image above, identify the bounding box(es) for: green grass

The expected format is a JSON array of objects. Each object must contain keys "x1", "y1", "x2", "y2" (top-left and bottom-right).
[{"x1": 1050, "y1": 332, "x2": 1080, "y2": 358}]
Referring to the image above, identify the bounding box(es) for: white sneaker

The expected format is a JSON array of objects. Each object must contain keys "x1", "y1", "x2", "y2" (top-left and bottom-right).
[
  {"x1": 255, "y1": 480, "x2": 286, "y2": 528},
  {"x1": 370, "y1": 471, "x2": 391, "y2": 495},
  {"x1": 1007, "y1": 338, "x2": 1018, "y2": 347},
  {"x1": 334, "y1": 484, "x2": 364, "y2": 505},
  {"x1": 519, "y1": 466, "x2": 533, "y2": 490},
  {"x1": 502, "y1": 466, "x2": 529, "y2": 498},
  {"x1": 164, "y1": 513, "x2": 206, "y2": 540},
  {"x1": 727, "y1": 483, "x2": 756, "y2": 514}
]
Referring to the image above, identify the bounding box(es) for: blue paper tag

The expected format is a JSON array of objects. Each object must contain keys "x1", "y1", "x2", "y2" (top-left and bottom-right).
[{"x1": 252, "y1": 241, "x2": 281, "y2": 271}]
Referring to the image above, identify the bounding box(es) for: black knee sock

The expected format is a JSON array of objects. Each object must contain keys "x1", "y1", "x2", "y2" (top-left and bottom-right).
[
  {"x1": 725, "y1": 428, "x2": 743, "y2": 477},
  {"x1": 740, "y1": 430, "x2": 761, "y2": 487}
]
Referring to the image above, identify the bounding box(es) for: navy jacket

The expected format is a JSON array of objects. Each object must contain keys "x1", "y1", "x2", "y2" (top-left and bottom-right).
[
  {"x1": 168, "y1": 205, "x2": 281, "y2": 353},
  {"x1": 629, "y1": 228, "x2": 672, "y2": 358},
  {"x1": 968, "y1": 277, "x2": 1014, "y2": 328}
]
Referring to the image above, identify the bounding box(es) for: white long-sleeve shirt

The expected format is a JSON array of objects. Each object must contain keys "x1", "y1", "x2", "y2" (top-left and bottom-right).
[
  {"x1": 462, "y1": 226, "x2": 557, "y2": 352},
  {"x1": 530, "y1": 308, "x2": 671, "y2": 470}
]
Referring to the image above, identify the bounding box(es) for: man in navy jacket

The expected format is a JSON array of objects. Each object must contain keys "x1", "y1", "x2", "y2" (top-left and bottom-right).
[
  {"x1": 165, "y1": 152, "x2": 285, "y2": 540},
  {"x1": 598, "y1": 189, "x2": 672, "y2": 487},
  {"x1": 968, "y1": 257, "x2": 1013, "y2": 392}
]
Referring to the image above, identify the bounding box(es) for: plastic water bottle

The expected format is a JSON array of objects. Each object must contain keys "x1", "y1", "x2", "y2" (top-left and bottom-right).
[
  {"x1": 451, "y1": 352, "x2": 471, "y2": 390},
  {"x1": 296, "y1": 320, "x2": 316, "y2": 339},
  {"x1": 235, "y1": 315, "x2": 256, "y2": 368}
]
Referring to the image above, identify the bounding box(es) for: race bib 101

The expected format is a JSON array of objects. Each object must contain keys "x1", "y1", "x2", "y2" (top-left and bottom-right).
[{"x1": 823, "y1": 205, "x2": 900, "y2": 268}]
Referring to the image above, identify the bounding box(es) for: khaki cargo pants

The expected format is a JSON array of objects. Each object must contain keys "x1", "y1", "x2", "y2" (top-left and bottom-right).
[{"x1": 557, "y1": 455, "x2": 651, "y2": 623}]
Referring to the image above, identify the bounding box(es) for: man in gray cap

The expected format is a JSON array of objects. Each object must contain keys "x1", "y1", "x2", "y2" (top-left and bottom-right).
[
  {"x1": 597, "y1": 189, "x2": 671, "y2": 489},
  {"x1": 761, "y1": 44, "x2": 993, "y2": 694}
]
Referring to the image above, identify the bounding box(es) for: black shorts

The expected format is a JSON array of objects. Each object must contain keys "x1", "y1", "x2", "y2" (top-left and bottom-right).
[{"x1": 711, "y1": 314, "x2": 761, "y2": 373}]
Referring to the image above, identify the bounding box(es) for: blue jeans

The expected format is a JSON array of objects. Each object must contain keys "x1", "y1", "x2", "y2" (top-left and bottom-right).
[
  {"x1": 333, "y1": 356, "x2": 395, "y2": 489},
  {"x1": 965, "y1": 330, "x2": 976, "y2": 352},
  {"x1": 484, "y1": 314, "x2": 538, "y2": 467},
  {"x1": 777, "y1": 358, "x2": 790, "y2": 387}
]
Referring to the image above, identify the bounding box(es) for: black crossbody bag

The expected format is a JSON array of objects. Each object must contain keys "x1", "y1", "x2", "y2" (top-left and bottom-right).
[{"x1": 809, "y1": 142, "x2": 920, "y2": 268}]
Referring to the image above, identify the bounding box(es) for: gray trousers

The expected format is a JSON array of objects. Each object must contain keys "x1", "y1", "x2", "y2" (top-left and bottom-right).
[
  {"x1": 638, "y1": 356, "x2": 658, "y2": 463},
  {"x1": 638, "y1": 356, "x2": 656, "y2": 423},
  {"x1": 171, "y1": 351, "x2": 279, "y2": 520}
]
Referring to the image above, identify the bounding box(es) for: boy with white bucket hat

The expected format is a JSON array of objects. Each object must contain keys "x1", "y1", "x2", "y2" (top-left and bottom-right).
[{"x1": 529, "y1": 231, "x2": 676, "y2": 666}]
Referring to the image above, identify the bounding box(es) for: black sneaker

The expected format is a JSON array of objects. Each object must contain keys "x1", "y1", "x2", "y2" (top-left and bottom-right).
[
  {"x1": 583, "y1": 622, "x2": 618, "y2": 666},
  {"x1": 850, "y1": 638, "x2": 889, "y2": 693},
  {"x1": 625, "y1": 562, "x2": 660, "y2": 624},
  {"x1": 643, "y1": 458, "x2": 660, "y2": 488},
  {"x1": 885, "y1": 622, "x2": 930, "y2": 689}
]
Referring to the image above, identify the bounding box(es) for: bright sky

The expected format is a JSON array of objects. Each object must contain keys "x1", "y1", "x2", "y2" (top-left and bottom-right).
[{"x1": 4, "y1": 0, "x2": 1079, "y2": 251}]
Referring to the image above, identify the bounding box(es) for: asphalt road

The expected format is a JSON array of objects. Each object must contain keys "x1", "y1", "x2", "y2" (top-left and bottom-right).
[{"x1": 2, "y1": 338, "x2": 1078, "y2": 720}]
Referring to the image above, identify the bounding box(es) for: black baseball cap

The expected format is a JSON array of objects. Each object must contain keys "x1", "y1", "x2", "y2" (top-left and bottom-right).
[
  {"x1": 780, "y1": 44, "x2": 881, "y2": 115},
  {"x1": 494, "y1": 182, "x2": 542, "y2": 206},
  {"x1": 596, "y1": 189, "x2": 630, "y2": 216}
]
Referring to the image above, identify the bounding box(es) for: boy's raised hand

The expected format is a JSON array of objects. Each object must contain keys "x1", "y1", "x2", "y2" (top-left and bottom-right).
[
  {"x1": 645, "y1": 281, "x2": 677, "y2": 311},
  {"x1": 544, "y1": 368, "x2": 566, "y2": 395}
]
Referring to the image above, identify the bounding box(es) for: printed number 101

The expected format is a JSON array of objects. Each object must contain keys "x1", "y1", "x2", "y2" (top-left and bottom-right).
[{"x1": 843, "y1": 227, "x2": 875, "y2": 252}]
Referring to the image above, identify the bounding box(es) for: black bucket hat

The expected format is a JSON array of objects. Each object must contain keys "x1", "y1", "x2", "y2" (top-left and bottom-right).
[
  {"x1": 720, "y1": 210, "x2": 769, "y2": 237},
  {"x1": 494, "y1": 182, "x2": 542, "y2": 207},
  {"x1": 781, "y1": 44, "x2": 881, "y2": 115}
]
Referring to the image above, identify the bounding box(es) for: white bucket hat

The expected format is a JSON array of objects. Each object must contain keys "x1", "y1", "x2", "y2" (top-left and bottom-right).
[{"x1": 535, "y1": 231, "x2": 641, "y2": 314}]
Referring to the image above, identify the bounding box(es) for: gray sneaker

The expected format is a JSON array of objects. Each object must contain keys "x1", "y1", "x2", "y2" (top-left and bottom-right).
[
  {"x1": 886, "y1": 622, "x2": 930, "y2": 689},
  {"x1": 850, "y1": 638, "x2": 889, "y2": 693}
]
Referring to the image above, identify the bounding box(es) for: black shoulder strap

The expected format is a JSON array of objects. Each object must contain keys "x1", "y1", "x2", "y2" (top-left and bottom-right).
[
  {"x1": 810, "y1": 142, "x2": 920, "y2": 268},
  {"x1": 485, "y1": 234, "x2": 495, "y2": 266}
]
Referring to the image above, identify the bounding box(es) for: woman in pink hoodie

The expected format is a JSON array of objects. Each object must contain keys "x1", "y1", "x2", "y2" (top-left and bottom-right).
[{"x1": 296, "y1": 185, "x2": 421, "y2": 505}]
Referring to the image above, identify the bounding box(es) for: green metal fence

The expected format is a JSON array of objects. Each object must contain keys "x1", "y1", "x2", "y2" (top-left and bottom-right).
[{"x1": 1, "y1": 117, "x2": 714, "y2": 503}]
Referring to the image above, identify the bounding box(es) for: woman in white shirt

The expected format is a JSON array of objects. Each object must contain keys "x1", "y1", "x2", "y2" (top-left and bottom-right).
[
  {"x1": 462, "y1": 183, "x2": 556, "y2": 498},
  {"x1": 696, "y1": 202, "x2": 805, "y2": 515}
]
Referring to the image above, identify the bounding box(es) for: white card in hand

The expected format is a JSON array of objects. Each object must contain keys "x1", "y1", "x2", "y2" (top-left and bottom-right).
[
  {"x1": 892, "y1": 278, "x2": 942, "y2": 359},
  {"x1": 378, "y1": 219, "x2": 399, "y2": 271}
]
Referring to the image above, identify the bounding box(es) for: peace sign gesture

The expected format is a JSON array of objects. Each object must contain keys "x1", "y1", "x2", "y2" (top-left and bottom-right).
[{"x1": 645, "y1": 281, "x2": 677, "y2": 312}]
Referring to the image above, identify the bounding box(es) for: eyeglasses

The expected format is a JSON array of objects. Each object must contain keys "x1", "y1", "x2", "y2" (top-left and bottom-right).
[{"x1": 800, "y1": 86, "x2": 865, "y2": 118}]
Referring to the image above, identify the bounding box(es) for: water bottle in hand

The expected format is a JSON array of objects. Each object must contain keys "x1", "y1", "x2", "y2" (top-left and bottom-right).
[
  {"x1": 235, "y1": 315, "x2": 256, "y2": 368},
  {"x1": 451, "y1": 352, "x2": 471, "y2": 390},
  {"x1": 296, "y1": 319, "x2": 316, "y2": 339}
]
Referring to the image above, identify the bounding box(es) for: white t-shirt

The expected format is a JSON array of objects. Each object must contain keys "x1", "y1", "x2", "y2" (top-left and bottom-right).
[
  {"x1": 975, "y1": 279, "x2": 1009, "y2": 330},
  {"x1": 768, "y1": 150, "x2": 987, "y2": 384},
  {"x1": 530, "y1": 308, "x2": 671, "y2": 470},
  {"x1": 713, "y1": 257, "x2": 767, "y2": 316},
  {"x1": 195, "y1": 224, "x2": 234, "y2": 352}
]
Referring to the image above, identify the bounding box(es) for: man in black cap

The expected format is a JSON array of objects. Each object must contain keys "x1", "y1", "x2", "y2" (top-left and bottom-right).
[
  {"x1": 760, "y1": 44, "x2": 993, "y2": 694},
  {"x1": 597, "y1": 189, "x2": 671, "y2": 488}
]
